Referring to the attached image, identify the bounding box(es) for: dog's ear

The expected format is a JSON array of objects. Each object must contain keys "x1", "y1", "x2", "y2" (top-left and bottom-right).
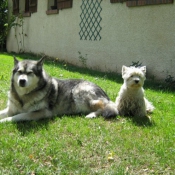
[
  {"x1": 37, "y1": 55, "x2": 45, "y2": 67},
  {"x1": 122, "y1": 65, "x2": 129, "y2": 76},
  {"x1": 140, "y1": 66, "x2": 146, "y2": 74},
  {"x1": 13, "y1": 56, "x2": 18, "y2": 66}
]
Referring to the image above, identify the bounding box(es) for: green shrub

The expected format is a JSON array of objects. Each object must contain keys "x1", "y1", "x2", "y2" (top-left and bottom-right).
[{"x1": 0, "y1": 0, "x2": 8, "y2": 51}]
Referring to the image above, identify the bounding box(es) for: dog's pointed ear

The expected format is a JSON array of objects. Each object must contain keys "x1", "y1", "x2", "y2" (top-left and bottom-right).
[
  {"x1": 37, "y1": 55, "x2": 45, "y2": 67},
  {"x1": 140, "y1": 66, "x2": 146, "y2": 74},
  {"x1": 14, "y1": 56, "x2": 18, "y2": 65},
  {"x1": 122, "y1": 65, "x2": 129, "y2": 76}
]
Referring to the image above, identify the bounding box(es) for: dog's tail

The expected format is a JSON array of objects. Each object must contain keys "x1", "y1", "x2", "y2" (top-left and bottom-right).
[
  {"x1": 86, "y1": 99, "x2": 118, "y2": 119},
  {"x1": 102, "y1": 101, "x2": 118, "y2": 119}
]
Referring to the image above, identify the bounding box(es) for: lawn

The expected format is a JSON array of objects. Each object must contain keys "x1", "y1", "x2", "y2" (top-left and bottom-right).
[{"x1": 0, "y1": 53, "x2": 174, "y2": 175}]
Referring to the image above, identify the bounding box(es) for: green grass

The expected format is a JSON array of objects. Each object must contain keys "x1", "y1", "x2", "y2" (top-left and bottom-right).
[{"x1": 0, "y1": 53, "x2": 175, "y2": 174}]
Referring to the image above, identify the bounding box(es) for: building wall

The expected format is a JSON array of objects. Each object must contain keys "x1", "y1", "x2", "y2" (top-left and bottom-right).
[{"x1": 7, "y1": 0, "x2": 175, "y2": 80}]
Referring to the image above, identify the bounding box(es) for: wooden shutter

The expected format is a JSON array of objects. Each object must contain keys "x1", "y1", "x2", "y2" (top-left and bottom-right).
[
  {"x1": 126, "y1": 0, "x2": 173, "y2": 7},
  {"x1": 25, "y1": 0, "x2": 29, "y2": 12},
  {"x1": 110, "y1": 0, "x2": 126, "y2": 3},
  {"x1": 57, "y1": 0, "x2": 73, "y2": 10},
  {"x1": 13, "y1": 0, "x2": 19, "y2": 15},
  {"x1": 29, "y1": 0, "x2": 38, "y2": 12}
]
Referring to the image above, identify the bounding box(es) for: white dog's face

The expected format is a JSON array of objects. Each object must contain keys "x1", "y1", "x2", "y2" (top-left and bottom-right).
[{"x1": 122, "y1": 65, "x2": 146, "y2": 89}]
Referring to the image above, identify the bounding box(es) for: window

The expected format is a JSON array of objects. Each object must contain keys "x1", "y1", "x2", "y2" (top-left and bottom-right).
[
  {"x1": 110, "y1": 0, "x2": 174, "y2": 7},
  {"x1": 46, "y1": 0, "x2": 73, "y2": 15},
  {"x1": 12, "y1": 0, "x2": 38, "y2": 16},
  {"x1": 126, "y1": 0, "x2": 173, "y2": 7},
  {"x1": 110, "y1": 0, "x2": 125, "y2": 2},
  {"x1": 25, "y1": 0, "x2": 38, "y2": 13},
  {"x1": 57, "y1": 0, "x2": 73, "y2": 9},
  {"x1": 12, "y1": 0, "x2": 19, "y2": 15},
  {"x1": 46, "y1": 0, "x2": 58, "y2": 15}
]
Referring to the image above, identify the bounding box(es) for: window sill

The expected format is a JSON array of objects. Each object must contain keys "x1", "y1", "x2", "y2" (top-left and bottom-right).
[
  {"x1": 23, "y1": 12, "x2": 31, "y2": 17},
  {"x1": 46, "y1": 9, "x2": 58, "y2": 15}
]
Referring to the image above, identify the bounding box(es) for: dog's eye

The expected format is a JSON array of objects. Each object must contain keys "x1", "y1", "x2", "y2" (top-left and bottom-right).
[
  {"x1": 18, "y1": 70, "x2": 23, "y2": 74},
  {"x1": 27, "y1": 72, "x2": 33, "y2": 75}
]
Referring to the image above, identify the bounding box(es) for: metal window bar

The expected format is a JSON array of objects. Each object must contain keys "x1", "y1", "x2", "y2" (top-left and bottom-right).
[{"x1": 79, "y1": 0, "x2": 102, "y2": 41}]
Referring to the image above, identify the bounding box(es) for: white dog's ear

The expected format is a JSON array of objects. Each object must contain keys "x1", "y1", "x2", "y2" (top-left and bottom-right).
[
  {"x1": 122, "y1": 65, "x2": 129, "y2": 76},
  {"x1": 37, "y1": 55, "x2": 45, "y2": 67},
  {"x1": 140, "y1": 66, "x2": 146, "y2": 74},
  {"x1": 13, "y1": 56, "x2": 18, "y2": 65}
]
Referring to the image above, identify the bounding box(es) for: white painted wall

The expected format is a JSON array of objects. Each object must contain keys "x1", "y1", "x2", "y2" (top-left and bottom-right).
[{"x1": 7, "y1": 0, "x2": 175, "y2": 80}]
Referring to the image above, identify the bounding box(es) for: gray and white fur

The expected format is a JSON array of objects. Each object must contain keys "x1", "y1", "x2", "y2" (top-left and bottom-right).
[{"x1": 0, "y1": 57, "x2": 118, "y2": 122}]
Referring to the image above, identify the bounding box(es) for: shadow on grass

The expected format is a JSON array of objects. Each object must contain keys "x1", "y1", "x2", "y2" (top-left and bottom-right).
[
  {"x1": 14, "y1": 118, "x2": 55, "y2": 136},
  {"x1": 128, "y1": 116, "x2": 155, "y2": 127},
  {"x1": 14, "y1": 115, "x2": 83, "y2": 136},
  {"x1": 105, "y1": 115, "x2": 155, "y2": 127},
  {"x1": 11, "y1": 52, "x2": 123, "y2": 83},
  {"x1": 13, "y1": 114, "x2": 154, "y2": 136},
  {"x1": 9, "y1": 52, "x2": 175, "y2": 92}
]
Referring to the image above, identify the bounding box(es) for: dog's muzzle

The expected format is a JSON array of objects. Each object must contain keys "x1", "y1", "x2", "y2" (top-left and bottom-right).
[
  {"x1": 135, "y1": 80, "x2": 139, "y2": 84},
  {"x1": 19, "y1": 79, "x2": 26, "y2": 87},
  {"x1": 18, "y1": 74, "x2": 28, "y2": 87}
]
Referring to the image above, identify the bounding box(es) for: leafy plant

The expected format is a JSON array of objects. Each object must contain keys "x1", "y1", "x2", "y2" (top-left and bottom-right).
[
  {"x1": 165, "y1": 75, "x2": 175, "y2": 88},
  {"x1": 0, "y1": 0, "x2": 8, "y2": 51},
  {"x1": 11, "y1": 13, "x2": 25, "y2": 53},
  {"x1": 78, "y1": 51, "x2": 88, "y2": 67},
  {"x1": 0, "y1": 1, "x2": 23, "y2": 52},
  {"x1": 4, "y1": 11, "x2": 26, "y2": 53}
]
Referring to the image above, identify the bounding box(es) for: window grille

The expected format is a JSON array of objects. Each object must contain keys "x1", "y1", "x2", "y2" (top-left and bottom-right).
[{"x1": 79, "y1": 0, "x2": 102, "y2": 41}]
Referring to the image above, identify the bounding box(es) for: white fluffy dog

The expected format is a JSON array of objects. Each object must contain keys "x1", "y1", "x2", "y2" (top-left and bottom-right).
[{"x1": 115, "y1": 65, "x2": 154, "y2": 117}]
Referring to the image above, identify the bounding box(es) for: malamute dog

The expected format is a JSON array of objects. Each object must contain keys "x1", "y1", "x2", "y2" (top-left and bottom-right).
[{"x1": 0, "y1": 56, "x2": 118, "y2": 122}]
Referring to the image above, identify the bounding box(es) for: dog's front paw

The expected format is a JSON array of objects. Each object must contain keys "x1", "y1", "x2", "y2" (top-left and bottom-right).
[
  {"x1": 85, "y1": 112, "x2": 97, "y2": 118},
  {"x1": 0, "y1": 108, "x2": 9, "y2": 119},
  {"x1": 0, "y1": 117, "x2": 13, "y2": 123}
]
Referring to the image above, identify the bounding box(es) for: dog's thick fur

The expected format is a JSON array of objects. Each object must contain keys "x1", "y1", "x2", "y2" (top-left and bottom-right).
[
  {"x1": 115, "y1": 65, "x2": 154, "y2": 117},
  {"x1": 0, "y1": 57, "x2": 118, "y2": 122}
]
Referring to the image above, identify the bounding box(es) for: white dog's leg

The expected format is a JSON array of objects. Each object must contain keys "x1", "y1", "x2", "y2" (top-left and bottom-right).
[
  {"x1": 136, "y1": 109, "x2": 147, "y2": 117},
  {"x1": 145, "y1": 98, "x2": 155, "y2": 113},
  {"x1": 0, "y1": 108, "x2": 9, "y2": 119}
]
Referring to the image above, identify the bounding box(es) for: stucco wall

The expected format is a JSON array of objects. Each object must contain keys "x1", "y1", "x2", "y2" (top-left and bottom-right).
[{"x1": 7, "y1": 0, "x2": 175, "y2": 80}]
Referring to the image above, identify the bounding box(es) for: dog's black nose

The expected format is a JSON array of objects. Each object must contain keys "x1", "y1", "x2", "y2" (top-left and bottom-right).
[
  {"x1": 19, "y1": 79, "x2": 26, "y2": 87},
  {"x1": 135, "y1": 80, "x2": 139, "y2": 84}
]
